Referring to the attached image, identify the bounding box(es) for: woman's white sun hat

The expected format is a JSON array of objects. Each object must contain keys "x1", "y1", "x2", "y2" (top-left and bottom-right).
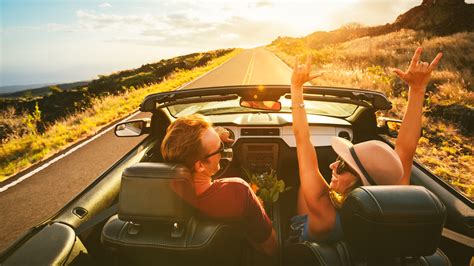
[{"x1": 331, "y1": 137, "x2": 404, "y2": 186}]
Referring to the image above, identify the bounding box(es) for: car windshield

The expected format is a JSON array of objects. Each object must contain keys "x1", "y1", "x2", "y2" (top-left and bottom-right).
[{"x1": 167, "y1": 96, "x2": 359, "y2": 117}]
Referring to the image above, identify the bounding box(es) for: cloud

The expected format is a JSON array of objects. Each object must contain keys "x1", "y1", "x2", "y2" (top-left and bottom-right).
[
  {"x1": 10, "y1": 8, "x2": 293, "y2": 49},
  {"x1": 254, "y1": 0, "x2": 274, "y2": 8},
  {"x1": 330, "y1": 0, "x2": 419, "y2": 27},
  {"x1": 45, "y1": 23, "x2": 72, "y2": 32},
  {"x1": 13, "y1": 1, "x2": 420, "y2": 49},
  {"x1": 74, "y1": 10, "x2": 159, "y2": 32},
  {"x1": 9, "y1": 23, "x2": 76, "y2": 32},
  {"x1": 99, "y1": 2, "x2": 112, "y2": 8},
  {"x1": 137, "y1": 15, "x2": 290, "y2": 48},
  {"x1": 163, "y1": 12, "x2": 214, "y2": 29}
]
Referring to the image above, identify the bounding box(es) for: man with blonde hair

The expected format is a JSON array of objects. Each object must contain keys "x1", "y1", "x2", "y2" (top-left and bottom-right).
[{"x1": 161, "y1": 114, "x2": 277, "y2": 257}]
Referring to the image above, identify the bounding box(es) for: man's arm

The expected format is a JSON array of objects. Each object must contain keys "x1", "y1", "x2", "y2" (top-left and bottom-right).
[
  {"x1": 252, "y1": 228, "x2": 278, "y2": 257},
  {"x1": 393, "y1": 47, "x2": 442, "y2": 185}
]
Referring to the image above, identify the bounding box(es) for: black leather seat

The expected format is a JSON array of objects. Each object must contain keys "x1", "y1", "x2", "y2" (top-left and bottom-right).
[
  {"x1": 101, "y1": 162, "x2": 244, "y2": 266},
  {"x1": 283, "y1": 186, "x2": 451, "y2": 266}
]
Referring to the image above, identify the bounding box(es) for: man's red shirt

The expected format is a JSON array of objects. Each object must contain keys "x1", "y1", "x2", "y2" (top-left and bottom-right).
[{"x1": 195, "y1": 177, "x2": 273, "y2": 243}]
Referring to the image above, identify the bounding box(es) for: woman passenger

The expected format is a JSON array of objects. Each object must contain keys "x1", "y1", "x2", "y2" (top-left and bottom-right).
[{"x1": 290, "y1": 47, "x2": 443, "y2": 242}]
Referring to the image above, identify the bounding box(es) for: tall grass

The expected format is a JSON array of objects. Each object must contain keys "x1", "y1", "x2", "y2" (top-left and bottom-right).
[
  {"x1": 0, "y1": 49, "x2": 241, "y2": 181},
  {"x1": 269, "y1": 29, "x2": 473, "y2": 200}
]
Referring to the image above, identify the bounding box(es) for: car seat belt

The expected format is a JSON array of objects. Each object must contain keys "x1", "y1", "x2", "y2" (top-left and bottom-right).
[{"x1": 74, "y1": 203, "x2": 118, "y2": 235}]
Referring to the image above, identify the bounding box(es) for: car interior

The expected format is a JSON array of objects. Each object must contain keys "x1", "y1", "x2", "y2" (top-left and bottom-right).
[{"x1": 2, "y1": 86, "x2": 472, "y2": 266}]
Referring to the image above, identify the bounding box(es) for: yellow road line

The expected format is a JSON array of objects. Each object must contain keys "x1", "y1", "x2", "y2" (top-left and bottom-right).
[{"x1": 243, "y1": 51, "x2": 256, "y2": 85}]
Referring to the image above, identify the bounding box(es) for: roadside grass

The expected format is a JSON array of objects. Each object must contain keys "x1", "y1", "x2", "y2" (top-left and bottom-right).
[
  {"x1": 0, "y1": 49, "x2": 241, "y2": 181},
  {"x1": 268, "y1": 30, "x2": 473, "y2": 200}
]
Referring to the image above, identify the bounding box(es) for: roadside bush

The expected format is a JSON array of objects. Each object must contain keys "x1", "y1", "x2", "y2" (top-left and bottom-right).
[
  {"x1": 22, "y1": 102, "x2": 42, "y2": 135},
  {"x1": 0, "y1": 107, "x2": 29, "y2": 142}
]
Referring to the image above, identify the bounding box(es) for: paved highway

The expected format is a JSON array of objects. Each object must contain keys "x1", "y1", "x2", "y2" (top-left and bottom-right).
[{"x1": 0, "y1": 47, "x2": 292, "y2": 252}]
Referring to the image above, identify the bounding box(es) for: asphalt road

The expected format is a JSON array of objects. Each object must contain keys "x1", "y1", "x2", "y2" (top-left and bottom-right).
[{"x1": 0, "y1": 47, "x2": 292, "y2": 252}]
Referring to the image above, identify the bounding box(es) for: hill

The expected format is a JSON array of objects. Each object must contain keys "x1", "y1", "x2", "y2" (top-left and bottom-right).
[
  {"x1": 0, "y1": 49, "x2": 234, "y2": 141},
  {"x1": 272, "y1": 0, "x2": 473, "y2": 51},
  {"x1": 268, "y1": 1, "x2": 473, "y2": 199},
  {"x1": 392, "y1": 0, "x2": 473, "y2": 36}
]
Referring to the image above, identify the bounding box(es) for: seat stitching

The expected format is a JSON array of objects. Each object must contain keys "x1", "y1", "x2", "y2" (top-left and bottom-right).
[{"x1": 361, "y1": 187, "x2": 383, "y2": 215}]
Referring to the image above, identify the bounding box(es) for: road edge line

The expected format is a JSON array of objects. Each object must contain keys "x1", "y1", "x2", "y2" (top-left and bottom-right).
[
  {"x1": 268, "y1": 48, "x2": 311, "y2": 85},
  {"x1": 0, "y1": 111, "x2": 141, "y2": 193},
  {"x1": 269, "y1": 49, "x2": 293, "y2": 71},
  {"x1": 177, "y1": 49, "x2": 242, "y2": 90}
]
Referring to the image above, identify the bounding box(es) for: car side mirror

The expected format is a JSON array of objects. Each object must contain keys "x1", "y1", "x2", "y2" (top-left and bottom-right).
[
  {"x1": 377, "y1": 117, "x2": 402, "y2": 138},
  {"x1": 240, "y1": 99, "x2": 281, "y2": 111},
  {"x1": 114, "y1": 118, "x2": 151, "y2": 137}
]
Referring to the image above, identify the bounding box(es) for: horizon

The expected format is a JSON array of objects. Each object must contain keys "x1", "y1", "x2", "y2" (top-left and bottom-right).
[{"x1": 1, "y1": 0, "x2": 471, "y2": 90}]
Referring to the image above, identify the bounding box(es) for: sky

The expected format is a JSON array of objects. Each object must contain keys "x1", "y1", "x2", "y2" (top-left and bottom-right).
[{"x1": 1, "y1": 0, "x2": 466, "y2": 88}]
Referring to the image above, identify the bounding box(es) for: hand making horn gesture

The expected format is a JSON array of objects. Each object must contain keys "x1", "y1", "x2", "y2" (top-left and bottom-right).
[
  {"x1": 291, "y1": 56, "x2": 322, "y2": 90},
  {"x1": 392, "y1": 47, "x2": 443, "y2": 94}
]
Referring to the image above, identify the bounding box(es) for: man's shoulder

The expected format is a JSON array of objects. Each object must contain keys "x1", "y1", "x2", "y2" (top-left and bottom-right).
[
  {"x1": 198, "y1": 177, "x2": 252, "y2": 204},
  {"x1": 213, "y1": 177, "x2": 251, "y2": 191}
]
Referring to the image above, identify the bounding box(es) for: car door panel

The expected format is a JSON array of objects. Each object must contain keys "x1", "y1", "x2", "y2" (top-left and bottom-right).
[
  {"x1": 410, "y1": 163, "x2": 473, "y2": 265},
  {"x1": 2, "y1": 223, "x2": 87, "y2": 265}
]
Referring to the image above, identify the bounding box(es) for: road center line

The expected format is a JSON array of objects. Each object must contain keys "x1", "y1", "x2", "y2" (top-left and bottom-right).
[
  {"x1": 242, "y1": 52, "x2": 256, "y2": 85},
  {"x1": 246, "y1": 55, "x2": 255, "y2": 85},
  {"x1": 0, "y1": 111, "x2": 141, "y2": 193},
  {"x1": 177, "y1": 51, "x2": 238, "y2": 90}
]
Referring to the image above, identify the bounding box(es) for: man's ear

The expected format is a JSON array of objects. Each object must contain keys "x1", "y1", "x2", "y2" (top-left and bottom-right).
[{"x1": 194, "y1": 160, "x2": 205, "y2": 173}]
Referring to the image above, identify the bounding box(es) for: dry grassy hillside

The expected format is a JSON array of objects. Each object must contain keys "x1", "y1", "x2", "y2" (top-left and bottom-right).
[
  {"x1": 0, "y1": 49, "x2": 239, "y2": 180},
  {"x1": 269, "y1": 29, "x2": 473, "y2": 200}
]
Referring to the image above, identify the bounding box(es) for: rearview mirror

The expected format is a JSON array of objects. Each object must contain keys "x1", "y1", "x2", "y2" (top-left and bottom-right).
[
  {"x1": 240, "y1": 100, "x2": 281, "y2": 111},
  {"x1": 114, "y1": 118, "x2": 150, "y2": 137},
  {"x1": 377, "y1": 117, "x2": 402, "y2": 138}
]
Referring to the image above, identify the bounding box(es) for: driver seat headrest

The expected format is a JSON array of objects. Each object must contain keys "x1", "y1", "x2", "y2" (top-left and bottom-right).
[
  {"x1": 102, "y1": 162, "x2": 245, "y2": 265},
  {"x1": 340, "y1": 185, "x2": 446, "y2": 258},
  {"x1": 118, "y1": 162, "x2": 196, "y2": 223}
]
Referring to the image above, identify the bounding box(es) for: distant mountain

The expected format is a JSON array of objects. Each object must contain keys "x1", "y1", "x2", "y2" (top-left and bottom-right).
[
  {"x1": 0, "y1": 81, "x2": 90, "y2": 98},
  {"x1": 0, "y1": 83, "x2": 56, "y2": 94}
]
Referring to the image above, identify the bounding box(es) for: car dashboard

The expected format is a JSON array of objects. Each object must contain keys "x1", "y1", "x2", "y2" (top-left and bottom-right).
[
  {"x1": 208, "y1": 112, "x2": 353, "y2": 176},
  {"x1": 209, "y1": 112, "x2": 353, "y2": 145}
]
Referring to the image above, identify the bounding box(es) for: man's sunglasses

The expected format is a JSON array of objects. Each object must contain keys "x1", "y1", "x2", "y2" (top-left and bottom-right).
[
  {"x1": 204, "y1": 142, "x2": 225, "y2": 159},
  {"x1": 335, "y1": 156, "x2": 358, "y2": 176},
  {"x1": 203, "y1": 142, "x2": 233, "y2": 160}
]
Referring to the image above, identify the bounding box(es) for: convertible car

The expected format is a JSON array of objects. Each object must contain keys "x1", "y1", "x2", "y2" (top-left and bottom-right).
[{"x1": 1, "y1": 85, "x2": 472, "y2": 265}]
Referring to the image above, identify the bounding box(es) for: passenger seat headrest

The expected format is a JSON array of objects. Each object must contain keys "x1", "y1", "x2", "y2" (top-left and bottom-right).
[
  {"x1": 118, "y1": 162, "x2": 195, "y2": 223},
  {"x1": 341, "y1": 186, "x2": 446, "y2": 258}
]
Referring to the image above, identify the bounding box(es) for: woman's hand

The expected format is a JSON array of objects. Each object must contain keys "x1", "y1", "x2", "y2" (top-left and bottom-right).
[
  {"x1": 393, "y1": 47, "x2": 443, "y2": 94},
  {"x1": 291, "y1": 56, "x2": 321, "y2": 90}
]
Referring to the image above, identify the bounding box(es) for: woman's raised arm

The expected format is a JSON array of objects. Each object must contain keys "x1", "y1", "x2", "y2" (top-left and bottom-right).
[
  {"x1": 291, "y1": 57, "x2": 333, "y2": 229},
  {"x1": 392, "y1": 47, "x2": 443, "y2": 185}
]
